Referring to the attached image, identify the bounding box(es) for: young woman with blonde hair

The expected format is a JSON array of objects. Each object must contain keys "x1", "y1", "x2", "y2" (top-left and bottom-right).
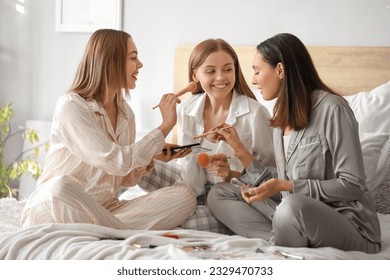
[{"x1": 21, "y1": 29, "x2": 196, "y2": 230}]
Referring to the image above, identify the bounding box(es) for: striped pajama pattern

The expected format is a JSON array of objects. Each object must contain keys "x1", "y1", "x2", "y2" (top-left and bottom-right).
[
  {"x1": 21, "y1": 176, "x2": 196, "y2": 230},
  {"x1": 21, "y1": 93, "x2": 196, "y2": 230}
]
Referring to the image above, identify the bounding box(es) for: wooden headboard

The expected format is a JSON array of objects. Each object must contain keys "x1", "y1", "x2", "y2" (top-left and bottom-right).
[
  {"x1": 172, "y1": 45, "x2": 390, "y2": 143},
  {"x1": 174, "y1": 45, "x2": 390, "y2": 95}
]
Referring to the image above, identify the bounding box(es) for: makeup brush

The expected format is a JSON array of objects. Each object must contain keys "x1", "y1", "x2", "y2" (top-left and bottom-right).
[
  {"x1": 197, "y1": 153, "x2": 211, "y2": 168},
  {"x1": 192, "y1": 126, "x2": 232, "y2": 139},
  {"x1": 152, "y1": 81, "x2": 197, "y2": 109},
  {"x1": 197, "y1": 153, "x2": 229, "y2": 168}
]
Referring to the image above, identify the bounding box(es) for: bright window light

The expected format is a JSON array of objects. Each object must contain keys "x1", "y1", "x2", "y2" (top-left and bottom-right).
[{"x1": 16, "y1": 3, "x2": 25, "y2": 14}]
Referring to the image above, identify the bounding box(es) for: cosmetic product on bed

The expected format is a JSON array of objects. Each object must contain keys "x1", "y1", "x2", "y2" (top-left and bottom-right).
[
  {"x1": 162, "y1": 233, "x2": 179, "y2": 239},
  {"x1": 132, "y1": 244, "x2": 158, "y2": 249},
  {"x1": 273, "y1": 250, "x2": 304, "y2": 260},
  {"x1": 98, "y1": 237, "x2": 125, "y2": 241},
  {"x1": 152, "y1": 81, "x2": 197, "y2": 109}
]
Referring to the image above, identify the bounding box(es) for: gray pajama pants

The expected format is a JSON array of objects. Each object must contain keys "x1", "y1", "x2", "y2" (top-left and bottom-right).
[{"x1": 208, "y1": 182, "x2": 381, "y2": 253}]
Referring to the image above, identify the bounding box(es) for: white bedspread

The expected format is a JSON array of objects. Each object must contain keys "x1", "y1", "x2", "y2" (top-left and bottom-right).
[{"x1": 1, "y1": 198, "x2": 390, "y2": 260}]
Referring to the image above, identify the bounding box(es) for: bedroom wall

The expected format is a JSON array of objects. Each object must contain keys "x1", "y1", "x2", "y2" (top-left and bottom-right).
[{"x1": 1, "y1": 0, "x2": 389, "y2": 187}]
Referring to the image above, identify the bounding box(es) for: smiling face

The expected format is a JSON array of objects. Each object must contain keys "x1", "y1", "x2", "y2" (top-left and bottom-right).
[
  {"x1": 125, "y1": 38, "x2": 143, "y2": 90},
  {"x1": 252, "y1": 51, "x2": 283, "y2": 101},
  {"x1": 192, "y1": 50, "x2": 235, "y2": 100}
]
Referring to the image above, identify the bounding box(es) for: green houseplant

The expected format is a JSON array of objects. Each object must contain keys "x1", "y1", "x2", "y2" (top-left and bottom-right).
[{"x1": 0, "y1": 103, "x2": 47, "y2": 198}]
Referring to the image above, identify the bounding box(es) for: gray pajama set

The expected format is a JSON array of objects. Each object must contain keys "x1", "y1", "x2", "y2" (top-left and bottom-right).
[{"x1": 208, "y1": 90, "x2": 382, "y2": 253}]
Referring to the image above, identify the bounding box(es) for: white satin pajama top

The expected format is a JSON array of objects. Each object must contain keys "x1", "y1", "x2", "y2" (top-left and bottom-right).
[{"x1": 35, "y1": 93, "x2": 165, "y2": 205}]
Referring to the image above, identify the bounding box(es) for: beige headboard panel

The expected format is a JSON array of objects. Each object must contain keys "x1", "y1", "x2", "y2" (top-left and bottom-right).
[
  {"x1": 174, "y1": 45, "x2": 390, "y2": 95},
  {"x1": 172, "y1": 45, "x2": 390, "y2": 143}
]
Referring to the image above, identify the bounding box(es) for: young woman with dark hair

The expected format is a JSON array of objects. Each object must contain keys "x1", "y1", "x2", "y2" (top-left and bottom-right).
[{"x1": 207, "y1": 33, "x2": 381, "y2": 253}]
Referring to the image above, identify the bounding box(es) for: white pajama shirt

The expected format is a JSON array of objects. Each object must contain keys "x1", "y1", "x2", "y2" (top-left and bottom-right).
[
  {"x1": 21, "y1": 93, "x2": 196, "y2": 230},
  {"x1": 176, "y1": 91, "x2": 275, "y2": 196}
]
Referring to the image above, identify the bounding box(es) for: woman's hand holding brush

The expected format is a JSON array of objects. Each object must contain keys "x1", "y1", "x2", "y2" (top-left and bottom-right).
[
  {"x1": 154, "y1": 82, "x2": 197, "y2": 137},
  {"x1": 209, "y1": 123, "x2": 254, "y2": 169},
  {"x1": 193, "y1": 122, "x2": 236, "y2": 140}
]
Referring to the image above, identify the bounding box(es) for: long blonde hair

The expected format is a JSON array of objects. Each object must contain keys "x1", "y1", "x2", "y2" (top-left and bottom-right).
[{"x1": 68, "y1": 29, "x2": 131, "y2": 105}]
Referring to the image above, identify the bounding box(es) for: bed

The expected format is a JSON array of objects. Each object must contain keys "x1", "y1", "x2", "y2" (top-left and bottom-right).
[{"x1": 1, "y1": 45, "x2": 390, "y2": 260}]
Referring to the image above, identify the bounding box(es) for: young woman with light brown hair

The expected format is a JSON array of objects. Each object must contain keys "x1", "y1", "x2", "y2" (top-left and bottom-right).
[
  {"x1": 21, "y1": 29, "x2": 196, "y2": 230},
  {"x1": 176, "y1": 38, "x2": 275, "y2": 200}
]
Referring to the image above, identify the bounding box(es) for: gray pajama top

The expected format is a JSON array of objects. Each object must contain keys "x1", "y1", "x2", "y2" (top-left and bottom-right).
[{"x1": 238, "y1": 90, "x2": 381, "y2": 243}]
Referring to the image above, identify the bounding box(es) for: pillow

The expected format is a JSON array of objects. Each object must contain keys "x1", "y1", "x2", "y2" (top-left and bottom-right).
[
  {"x1": 375, "y1": 141, "x2": 390, "y2": 214},
  {"x1": 252, "y1": 89, "x2": 276, "y2": 116},
  {"x1": 344, "y1": 81, "x2": 390, "y2": 213},
  {"x1": 344, "y1": 81, "x2": 390, "y2": 134},
  {"x1": 360, "y1": 132, "x2": 390, "y2": 198}
]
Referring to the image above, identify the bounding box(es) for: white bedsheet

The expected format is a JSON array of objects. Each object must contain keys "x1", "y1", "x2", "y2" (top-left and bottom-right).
[{"x1": 0, "y1": 198, "x2": 389, "y2": 260}]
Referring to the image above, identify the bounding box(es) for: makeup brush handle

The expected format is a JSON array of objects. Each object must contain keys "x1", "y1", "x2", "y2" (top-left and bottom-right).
[
  {"x1": 192, "y1": 127, "x2": 231, "y2": 139},
  {"x1": 151, "y1": 92, "x2": 184, "y2": 109},
  {"x1": 152, "y1": 84, "x2": 194, "y2": 109},
  {"x1": 193, "y1": 130, "x2": 219, "y2": 139},
  {"x1": 174, "y1": 87, "x2": 190, "y2": 98}
]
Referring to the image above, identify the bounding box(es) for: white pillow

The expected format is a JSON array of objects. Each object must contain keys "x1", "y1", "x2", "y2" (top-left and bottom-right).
[
  {"x1": 344, "y1": 81, "x2": 390, "y2": 213},
  {"x1": 252, "y1": 89, "x2": 276, "y2": 116},
  {"x1": 360, "y1": 132, "x2": 390, "y2": 198},
  {"x1": 375, "y1": 143, "x2": 390, "y2": 214},
  {"x1": 344, "y1": 81, "x2": 390, "y2": 134}
]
